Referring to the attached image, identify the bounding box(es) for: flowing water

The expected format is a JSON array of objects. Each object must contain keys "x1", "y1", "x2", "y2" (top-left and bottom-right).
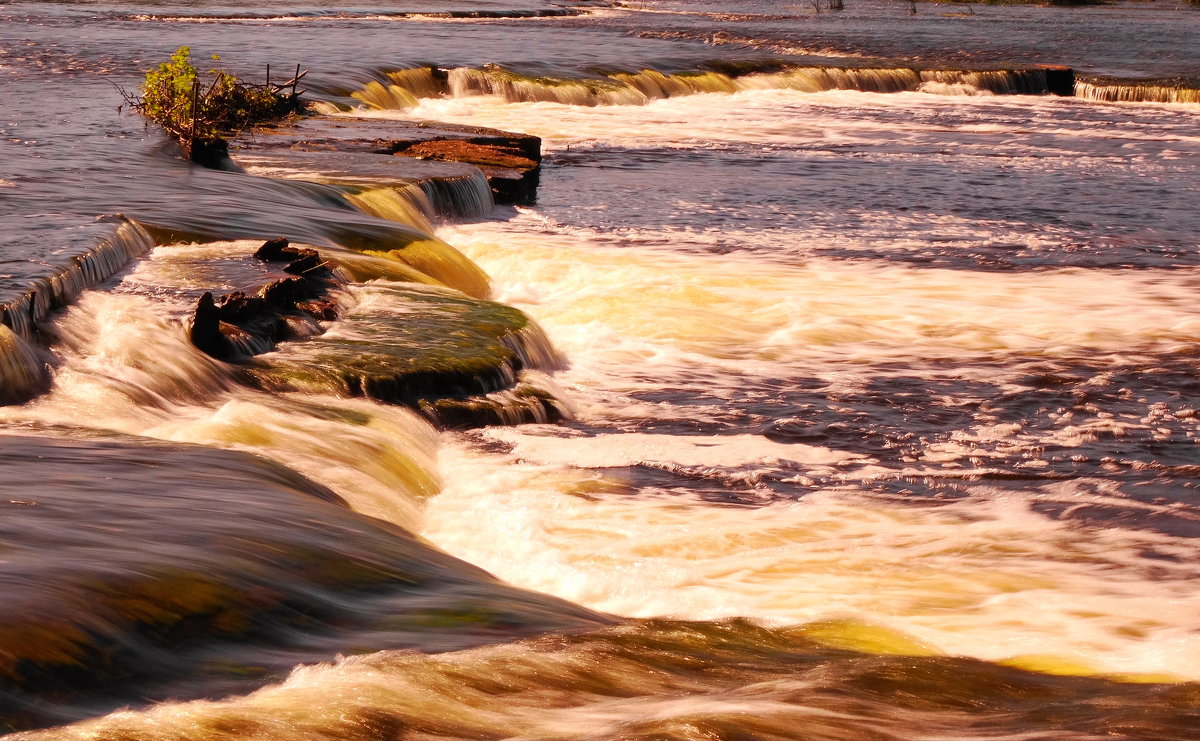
[{"x1": 2, "y1": 0, "x2": 1200, "y2": 738}]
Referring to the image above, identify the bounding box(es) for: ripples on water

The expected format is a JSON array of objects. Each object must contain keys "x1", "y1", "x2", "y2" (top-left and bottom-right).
[{"x1": 2, "y1": 0, "x2": 1200, "y2": 738}]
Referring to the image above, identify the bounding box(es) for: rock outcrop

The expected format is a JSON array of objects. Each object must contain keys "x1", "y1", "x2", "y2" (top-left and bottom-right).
[
  {"x1": 188, "y1": 237, "x2": 342, "y2": 361},
  {"x1": 185, "y1": 238, "x2": 565, "y2": 428},
  {"x1": 232, "y1": 116, "x2": 541, "y2": 206}
]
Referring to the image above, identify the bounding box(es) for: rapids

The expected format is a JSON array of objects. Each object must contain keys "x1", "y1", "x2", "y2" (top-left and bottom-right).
[{"x1": 2, "y1": 0, "x2": 1200, "y2": 738}]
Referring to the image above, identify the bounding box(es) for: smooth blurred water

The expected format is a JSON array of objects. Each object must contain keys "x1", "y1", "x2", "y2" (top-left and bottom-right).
[{"x1": 2, "y1": 0, "x2": 1200, "y2": 738}]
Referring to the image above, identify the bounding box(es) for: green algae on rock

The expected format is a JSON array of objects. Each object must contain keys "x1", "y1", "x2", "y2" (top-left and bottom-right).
[
  {"x1": 248, "y1": 283, "x2": 561, "y2": 409},
  {"x1": 419, "y1": 373, "x2": 570, "y2": 428}
]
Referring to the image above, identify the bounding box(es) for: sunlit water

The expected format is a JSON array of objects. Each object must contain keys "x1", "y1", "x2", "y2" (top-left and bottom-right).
[
  {"x1": 394, "y1": 88, "x2": 1200, "y2": 682},
  {"x1": 2, "y1": 0, "x2": 1200, "y2": 738}
]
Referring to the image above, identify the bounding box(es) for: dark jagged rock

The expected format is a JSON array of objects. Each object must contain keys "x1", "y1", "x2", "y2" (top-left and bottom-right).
[
  {"x1": 187, "y1": 238, "x2": 343, "y2": 361},
  {"x1": 254, "y1": 237, "x2": 326, "y2": 274},
  {"x1": 188, "y1": 291, "x2": 229, "y2": 358},
  {"x1": 283, "y1": 249, "x2": 324, "y2": 275},
  {"x1": 253, "y1": 236, "x2": 292, "y2": 261},
  {"x1": 295, "y1": 298, "x2": 339, "y2": 320}
]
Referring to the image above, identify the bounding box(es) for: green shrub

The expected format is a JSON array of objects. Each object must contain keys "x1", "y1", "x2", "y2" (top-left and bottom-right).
[{"x1": 127, "y1": 46, "x2": 299, "y2": 161}]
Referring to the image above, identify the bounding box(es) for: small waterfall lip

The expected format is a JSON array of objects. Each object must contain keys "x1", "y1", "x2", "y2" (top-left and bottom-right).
[
  {"x1": 417, "y1": 169, "x2": 495, "y2": 220},
  {"x1": 418, "y1": 369, "x2": 576, "y2": 429},
  {"x1": 0, "y1": 215, "x2": 154, "y2": 406},
  {"x1": 0, "y1": 324, "x2": 48, "y2": 405},
  {"x1": 342, "y1": 61, "x2": 1091, "y2": 112},
  {"x1": 122, "y1": 7, "x2": 586, "y2": 23},
  {"x1": 1074, "y1": 77, "x2": 1200, "y2": 105},
  {"x1": 502, "y1": 318, "x2": 567, "y2": 373},
  {"x1": 0, "y1": 215, "x2": 154, "y2": 341},
  {"x1": 344, "y1": 186, "x2": 439, "y2": 236}
]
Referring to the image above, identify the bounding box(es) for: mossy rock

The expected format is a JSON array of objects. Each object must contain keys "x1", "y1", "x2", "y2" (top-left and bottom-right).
[
  {"x1": 418, "y1": 373, "x2": 569, "y2": 429},
  {"x1": 248, "y1": 283, "x2": 560, "y2": 409}
]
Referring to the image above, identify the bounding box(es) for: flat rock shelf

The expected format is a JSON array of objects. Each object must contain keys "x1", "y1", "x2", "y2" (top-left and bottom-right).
[{"x1": 234, "y1": 116, "x2": 542, "y2": 206}]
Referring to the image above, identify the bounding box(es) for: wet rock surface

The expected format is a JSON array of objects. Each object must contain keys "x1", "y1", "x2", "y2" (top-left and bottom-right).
[
  {"x1": 392, "y1": 138, "x2": 541, "y2": 206},
  {"x1": 246, "y1": 282, "x2": 560, "y2": 410},
  {"x1": 0, "y1": 433, "x2": 606, "y2": 733},
  {"x1": 180, "y1": 239, "x2": 562, "y2": 428},
  {"x1": 420, "y1": 375, "x2": 567, "y2": 429},
  {"x1": 234, "y1": 116, "x2": 541, "y2": 205},
  {"x1": 188, "y1": 238, "x2": 342, "y2": 361}
]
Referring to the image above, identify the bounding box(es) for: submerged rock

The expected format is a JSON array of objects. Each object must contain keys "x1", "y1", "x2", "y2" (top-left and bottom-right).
[
  {"x1": 179, "y1": 239, "x2": 561, "y2": 427},
  {"x1": 0, "y1": 433, "x2": 606, "y2": 732}
]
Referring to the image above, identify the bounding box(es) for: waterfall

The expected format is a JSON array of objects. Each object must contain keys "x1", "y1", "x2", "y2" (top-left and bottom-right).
[
  {"x1": 919, "y1": 69, "x2": 1051, "y2": 95},
  {"x1": 417, "y1": 169, "x2": 495, "y2": 220},
  {"x1": 0, "y1": 216, "x2": 154, "y2": 341},
  {"x1": 0, "y1": 325, "x2": 47, "y2": 404},
  {"x1": 1075, "y1": 81, "x2": 1200, "y2": 104},
  {"x1": 448, "y1": 66, "x2": 650, "y2": 106},
  {"x1": 359, "y1": 64, "x2": 1073, "y2": 110},
  {"x1": 351, "y1": 80, "x2": 421, "y2": 110},
  {"x1": 740, "y1": 66, "x2": 921, "y2": 93},
  {"x1": 0, "y1": 216, "x2": 154, "y2": 406},
  {"x1": 345, "y1": 60, "x2": 1200, "y2": 112},
  {"x1": 344, "y1": 186, "x2": 438, "y2": 235}
]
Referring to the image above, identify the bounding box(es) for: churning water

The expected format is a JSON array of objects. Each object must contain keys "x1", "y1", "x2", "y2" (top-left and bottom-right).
[{"x1": 2, "y1": 0, "x2": 1199, "y2": 738}]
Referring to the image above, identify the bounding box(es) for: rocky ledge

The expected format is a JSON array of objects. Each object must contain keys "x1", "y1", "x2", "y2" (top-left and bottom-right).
[
  {"x1": 183, "y1": 238, "x2": 567, "y2": 428},
  {"x1": 233, "y1": 116, "x2": 541, "y2": 206}
]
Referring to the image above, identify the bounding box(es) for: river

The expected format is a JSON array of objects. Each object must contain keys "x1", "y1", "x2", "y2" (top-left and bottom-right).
[{"x1": 1, "y1": 0, "x2": 1199, "y2": 738}]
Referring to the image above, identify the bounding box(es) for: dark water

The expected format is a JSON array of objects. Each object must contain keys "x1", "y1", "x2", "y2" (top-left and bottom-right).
[{"x1": 2, "y1": 0, "x2": 1200, "y2": 738}]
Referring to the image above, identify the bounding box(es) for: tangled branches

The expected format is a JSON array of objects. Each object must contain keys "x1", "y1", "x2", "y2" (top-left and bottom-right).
[{"x1": 122, "y1": 46, "x2": 304, "y2": 164}]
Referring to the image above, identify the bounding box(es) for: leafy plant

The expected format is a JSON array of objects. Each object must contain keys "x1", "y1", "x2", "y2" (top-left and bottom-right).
[{"x1": 124, "y1": 46, "x2": 302, "y2": 162}]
